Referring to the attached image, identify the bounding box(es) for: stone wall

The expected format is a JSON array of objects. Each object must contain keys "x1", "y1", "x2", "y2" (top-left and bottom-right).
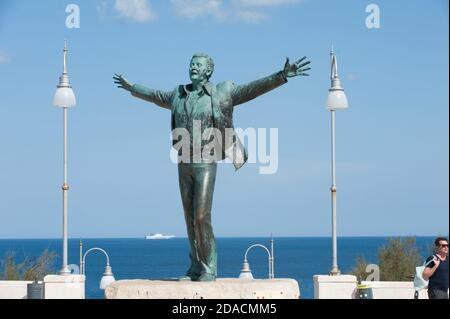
[
  {"x1": 0, "y1": 275, "x2": 85, "y2": 299},
  {"x1": 313, "y1": 275, "x2": 429, "y2": 299}
]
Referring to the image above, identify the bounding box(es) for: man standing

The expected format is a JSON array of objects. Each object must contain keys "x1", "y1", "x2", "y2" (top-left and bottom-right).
[
  {"x1": 113, "y1": 53, "x2": 310, "y2": 281},
  {"x1": 423, "y1": 237, "x2": 449, "y2": 299}
]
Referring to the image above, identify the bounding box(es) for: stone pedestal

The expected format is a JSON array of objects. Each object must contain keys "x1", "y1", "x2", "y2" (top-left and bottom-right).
[
  {"x1": 314, "y1": 275, "x2": 431, "y2": 299},
  {"x1": 313, "y1": 274, "x2": 357, "y2": 299},
  {"x1": 0, "y1": 281, "x2": 33, "y2": 299},
  {"x1": 105, "y1": 278, "x2": 300, "y2": 299},
  {"x1": 43, "y1": 275, "x2": 85, "y2": 299},
  {"x1": 361, "y1": 281, "x2": 429, "y2": 299}
]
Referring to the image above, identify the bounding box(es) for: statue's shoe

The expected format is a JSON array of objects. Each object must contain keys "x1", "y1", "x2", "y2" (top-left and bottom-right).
[
  {"x1": 178, "y1": 270, "x2": 200, "y2": 281},
  {"x1": 197, "y1": 273, "x2": 216, "y2": 282},
  {"x1": 178, "y1": 275, "x2": 192, "y2": 281}
]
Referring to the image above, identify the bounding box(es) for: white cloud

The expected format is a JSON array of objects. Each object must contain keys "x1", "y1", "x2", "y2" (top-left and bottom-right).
[
  {"x1": 237, "y1": 0, "x2": 300, "y2": 7},
  {"x1": 171, "y1": 0, "x2": 302, "y2": 23},
  {"x1": 97, "y1": 1, "x2": 108, "y2": 17},
  {"x1": 0, "y1": 50, "x2": 10, "y2": 64},
  {"x1": 171, "y1": 0, "x2": 225, "y2": 20},
  {"x1": 114, "y1": 0, "x2": 156, "y2": 23},
  {"x1": 236, "y1": 10, "x2": 268, "y2": 23}
]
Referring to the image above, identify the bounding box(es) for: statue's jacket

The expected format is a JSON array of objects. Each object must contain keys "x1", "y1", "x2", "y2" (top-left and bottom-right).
[{"x1": 131, "y1": 71, "x2": 287, "y2": 170}]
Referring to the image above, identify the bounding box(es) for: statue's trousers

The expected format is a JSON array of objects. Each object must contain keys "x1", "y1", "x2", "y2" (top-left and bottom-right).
[{"x1": 178, "y1": 162, "x2": 217, "y2": 277}]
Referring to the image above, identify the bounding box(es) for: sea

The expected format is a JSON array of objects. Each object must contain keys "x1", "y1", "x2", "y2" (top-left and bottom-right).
[{"x1": 0, "y1": 236, "x2": 435, "y2": 299}]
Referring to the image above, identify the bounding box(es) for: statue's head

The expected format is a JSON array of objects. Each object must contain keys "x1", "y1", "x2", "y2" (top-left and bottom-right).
[{"x1": 189, "y1": 53, "x2": 214, "y2": 83}]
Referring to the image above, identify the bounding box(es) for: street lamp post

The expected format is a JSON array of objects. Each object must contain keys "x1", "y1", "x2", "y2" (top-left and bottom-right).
[
  {"x1": 326, "y1": 46, "x2": 349, "y2": 276},
  {"x1": 53, "y1": 41, "x2": 76, "y2": 275},
  {"x1": 239, "y1": 239, "x2": 275, "y2": 279},
  {"x1": 81, "y1": 246, "x2": 116, "y2": 289}
]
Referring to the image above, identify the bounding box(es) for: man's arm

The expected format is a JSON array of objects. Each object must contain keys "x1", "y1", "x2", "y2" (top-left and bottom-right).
[
  {"x1": 231, "y1": 57, "x2": 311, "y2": 107},
  {"x1": 113, "y1": 74, "x2": 172, "y2": 110},
  {"x1": 422, "y1": 256, "x2": 440, "y2": 280}
]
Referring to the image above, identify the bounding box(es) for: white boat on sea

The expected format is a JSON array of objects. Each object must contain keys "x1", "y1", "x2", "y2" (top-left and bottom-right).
[{"x1": 145, "y1": 233, "x2": 176, "y2": 240}]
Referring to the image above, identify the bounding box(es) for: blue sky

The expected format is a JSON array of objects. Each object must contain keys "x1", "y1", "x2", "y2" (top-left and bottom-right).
[{"x1": 0, "y1": 0, "x2": 448, "y2": 238}]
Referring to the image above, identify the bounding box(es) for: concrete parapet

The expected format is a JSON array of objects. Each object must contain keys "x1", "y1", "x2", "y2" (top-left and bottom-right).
[
  {"x1": 361, "y1": 281, "x2": 428, "y2": 299},
  {"x1": 313, "y1": 275, "x2": 358, "y2": 299},
  {"x1": 43, "y1": 274, "x2": 85, "y2": 299},
  {"x1": 314, "y1": 275, "x2": 430, "y2": 299},
  {"x1": 0, "y1": 281, "x2": 33, "y2": 299},
  {"x1": 105, "y1": 278, "x2": 300, "y2": 299}
]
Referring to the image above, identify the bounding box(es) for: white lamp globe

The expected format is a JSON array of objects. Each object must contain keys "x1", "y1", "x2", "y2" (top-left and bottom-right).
[
  {"x1": 327, "y1": 89, "x2": 349, "y2": 111},
  {"x1": 238, "y1": 261, "x2": 254, "y2": 279},
  {"x1": 99, "y1": 274, "x2": 115, "y2": 290},
  {"x1": 54, "y1": 87, "x2": 76, "y2": 108},
  {"x1": 99, "y1": 265, "x2": 115, "y2": 290}
]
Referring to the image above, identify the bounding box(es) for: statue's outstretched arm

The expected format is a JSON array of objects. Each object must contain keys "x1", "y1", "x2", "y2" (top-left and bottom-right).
[
  {"x1": 231, "y1": 57, "x2": 310, "y2": 107},
  {"x1": 113, "y1": 73, "x2": 172, "y2": 110}
]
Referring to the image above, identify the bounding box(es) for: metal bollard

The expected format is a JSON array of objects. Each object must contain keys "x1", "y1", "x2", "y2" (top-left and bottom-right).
[
  {"x1": 356, "y1": 284, "x2": 373, "y2": 299},
  {"x1": 27, "y1": 280, "x2": 44, "y2": 299}
]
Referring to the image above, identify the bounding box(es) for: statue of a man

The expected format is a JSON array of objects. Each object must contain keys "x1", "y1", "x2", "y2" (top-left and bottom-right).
[{"x1": 113, "y1": 54, "x2": 310, "y2": 281}]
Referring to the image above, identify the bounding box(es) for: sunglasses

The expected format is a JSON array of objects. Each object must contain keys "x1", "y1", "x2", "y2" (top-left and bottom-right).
[{"x1": 438, "y1": 244, "x2": 449, "y2": 248}]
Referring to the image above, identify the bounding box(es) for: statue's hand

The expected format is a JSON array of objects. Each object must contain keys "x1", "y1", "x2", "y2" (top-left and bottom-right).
[
  {"x1": 282, "y1": 57, "x2": 311, "y2": 78},
  {"x1": 113, "y1": 73, "x2": 133, "y2": 92}
]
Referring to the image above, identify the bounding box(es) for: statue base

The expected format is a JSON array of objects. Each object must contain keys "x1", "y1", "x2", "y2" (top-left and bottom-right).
[{"x1": 105, "y1": 278, "x2": 300, "y2": 299}]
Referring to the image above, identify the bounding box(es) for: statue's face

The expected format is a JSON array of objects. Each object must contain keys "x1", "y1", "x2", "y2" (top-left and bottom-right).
[{"x1": 189, "y1": 57, "x2": 211, "y2": 82}]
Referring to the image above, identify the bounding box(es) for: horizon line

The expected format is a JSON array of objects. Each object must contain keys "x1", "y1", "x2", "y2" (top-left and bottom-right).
[{"x1": 0, "y1": 235, "x2": 444, "y2": 241}]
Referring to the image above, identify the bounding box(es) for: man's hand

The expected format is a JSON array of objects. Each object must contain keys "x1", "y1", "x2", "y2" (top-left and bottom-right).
[
  {"x1": 433, "y1": 256, "x2": 441, "y2": 267},
  {"x1": 113, "y1": 73, "x2": 133, "y2": 92},
  {"x1": 282, "y1": 57, "x2": 311, "y2": 78}
]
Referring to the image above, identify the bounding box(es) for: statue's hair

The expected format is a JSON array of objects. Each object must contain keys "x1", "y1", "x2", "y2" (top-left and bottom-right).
[{"x1": 191, "y1": 53, "x2": 214, "y2": 79}]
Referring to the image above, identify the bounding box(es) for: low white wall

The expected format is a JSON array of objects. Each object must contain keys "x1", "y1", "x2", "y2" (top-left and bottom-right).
[
  {"x1": 44, "y1": 275, "x2": 85, "y2": 299},
  {"x1": 0, "y1": 275, "x2": 85, "y2": 299},
  {"x1": 361, "y1": 281, "x2": 428, "y2": 299},
  {"x1": 314, "y1": 275, "x2": 358, "y2": 299},
  {"x1": 106, "y1": 278, "x2": 300, "y2": 299},
  {"x1": 313, "y1": 274, "x2": 429, "y2": 299},
  {"x1": 0, "y1": 281, "x2": 33, "y2": 299}
]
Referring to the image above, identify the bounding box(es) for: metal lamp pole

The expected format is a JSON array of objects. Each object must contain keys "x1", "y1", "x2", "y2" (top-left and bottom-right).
[
  {"x1": 53, "y1": 41, "x2": 76, "y2": 275},
  {"x1": 239, "y1": 242, "x2": 275, "y2": 279},
  {"x1": 327, "y1": 46, "x2": 349, "y2": 276},
  {"x1": 81, "y1": 247, "x2": 116, "y2": 289},
  {"x1": 61, "y1": 105, "x2": 70, "y2": 275},
  {"x1": 330, "y1": 109, "x2": 339, "y2": 276}
]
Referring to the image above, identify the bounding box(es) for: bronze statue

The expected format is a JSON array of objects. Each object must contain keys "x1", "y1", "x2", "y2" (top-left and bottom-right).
[{"x1": 113, "y1": 54, "x2": 310, "y2": 281}]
